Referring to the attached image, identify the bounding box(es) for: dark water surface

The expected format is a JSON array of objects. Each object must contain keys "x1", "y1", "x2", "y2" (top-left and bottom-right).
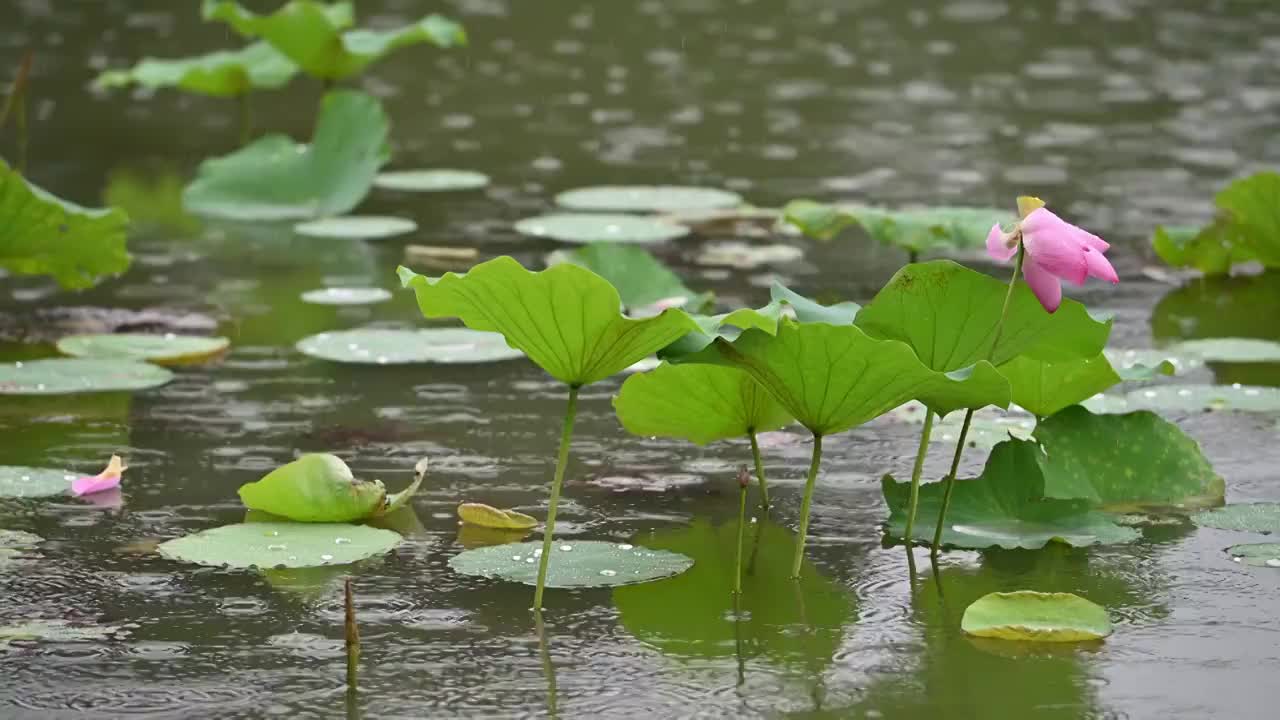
[{"x1": 3, "y1": 1, "x2": 1280, "y2": 718}]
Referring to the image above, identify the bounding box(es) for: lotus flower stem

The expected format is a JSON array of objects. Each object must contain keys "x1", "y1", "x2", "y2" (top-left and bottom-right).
[
  {"x1": 790, "y1": 433, "x2": 824, "y2": 578},
  {"x1": 747, "y1": 430, "x2": 770, "y2": 511},
  {"x1": 533, "y1": 386, "x2": 580, "y2": 611},
  {"x1": 930, "y1": 244, "x2": 1025, "y2": 557},
  {"x1": 903, "y1": 410, "x2": 936, "y2": 547},
  {"x1": 534, "y1": 610, "x2": 559, "y2": 717},
  {"x1": 734, "y1": 466, "x2": 750, "y2": 595},
  {"x1": 344, "y1": 578, "x2": 360, "y2": 691}
]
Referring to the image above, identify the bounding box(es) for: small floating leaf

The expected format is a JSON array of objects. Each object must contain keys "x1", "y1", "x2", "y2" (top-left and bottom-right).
[
  {"x1": 0, "y1": 620, "x2": 122, "y2": 646},
  {"x1": 0, "y1": 466, "x2": 74, "y2": 498},
  {"x1": 448, "y1": 540, "x2": 693, "y2": 588},
  {"x1": 555, "y1": 185, "x2": 741, "y2": 213},
  {"x1": 374, "y1": 169, "x2": 489, "y2": 192},
  {"x1": 0, "y1": 358, "x2": 173, "y2": 395},
  {"x1": 56, "y1": 334, "x2": 230, "y2": 366},
  {"x1": 1226, "y1": 542, "x2": 1280, "y2": 567},
  {"x1": 961, "y1": 591, "x2": 1112, "y2": 642},
  {"x1": 296, "y1": 328, "x2": 522, "y2": 365},
  {"x1": 457, "y1": 502, "x2": 538, "y2": 530},
  {"x1": 1124, "y1": 383, "x2": 1280, "y2": 413},
  {"x1": 293, "y1": 215, "x2": 417, "y2": 240},
  {"x1": 1192, "y1": 504, "x2": 1280, "y2": 534},
  {"x1": 514, "y1": 213, "x2": 689, "y2": 245},
  {"x1": 1165, "y1": 337, "x2": 1280, "y2": 363},
  {"x1": 693, "y1": 241, "x2": 802, "y2": 269},
  {"x1": 158, "y1": 522, "x2": 401, "y2": 569},
  {"x1": 238, "y1": 454, "x2": 386, "y2": 522},
  {"x1": 300, "y1": 287, "x2": 392, "y2": 305}
]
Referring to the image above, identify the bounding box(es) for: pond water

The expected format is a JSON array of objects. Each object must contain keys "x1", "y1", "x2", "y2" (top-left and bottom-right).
[{"x1": 3, "y1": 1, "x2": 1280, "y2": 717}]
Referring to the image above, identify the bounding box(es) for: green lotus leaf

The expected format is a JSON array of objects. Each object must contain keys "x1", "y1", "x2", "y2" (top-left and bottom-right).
[
  {"x1": 1150, "y1": 222, "x2": 1252, "y2": 275},
  {"x1": 1166, "y1": 337, "x2": 1280, "y2": 363},
  {"x1": 548, "y1": 242, "x2": 712, "y2": 314},
  {"x1": 1226, "y1": 542, "x2": 1280, "y2": 567},
  {"x1": 769, "y1": 282, "x2": 860, "y2": 325},
  {"x1": 0, "y1": 158, "x2": 130, "y2": 288},
  {"x1": 882, "y1": 438, "x2": 1139, "y2": 549},
  {"x1": 614, "y1": 361, "x2": 793, "y2": 445},
  {"x1": 238, "y1": 454, "x2": 385, "y2": 522},
  {"x1": 1125, "y1": 383, "x2": 1280, "y2": 413},
  {"x1": 0, "y1": 466, "x2": 74, "y2": 498},
  {"x1": 448, "y1": 540, "x2": 693, "y2": 588},
  {"x1": 1192, "y1": 503, "x2": 1280, "y2": 534},
  {"x1": 961, "y1": 591, "x2": 1112, "y2": 642},
  {"x1": 0, "y1": 358, "x2": 173, "y2": 395},
  {"x1": 202, "y1": 0, "x2": 464, "y2": 80},
  {"x1": 293, "y1": 215, "x2": 416, "y2": 240},
  {"x1": 296, "y1": 328, "x2": 523, "y2": 365},
  {"x1": 781, "y1": 199, "x2": 861, "y2": 240},
  {"x1": 786, "y1": 202, "x2": 1015, "y2": 253},
  {"x1": 1033, "y1": 406, "x2": 1223, "y2": 511},
  {"x1": 94, "y1": 41, "x2": 297, "y2": 97},
  {"x1": 56, "y1": 334, "x2": 230, "y2": 366},
  {"x1": 554, "y1": 185, "x2": 742, "y2": 213},
  {"x1": 397, "y1": 256, "x2": 698, "y2": 386},
  {"x1": 613, "y1": 519, "x2": 854, "y2": 668},
  {"x1": 1150, "y1": 271, "x2": 1280, "y2": 386},
  {"x1": 183, "y1": 90, "x2": 390, "y2": 220},
  {"x1": 997, "y1": 352, "x2": 1174, "y2": 418},
  {"x1": 658, "y1": 302, "x2": 788, "y2": 361},
  {"x1": 1216, "y1": 171, "x2": 1280, "y2": 267},
  {"x1": 157, "y1": 522, "x2": 401, "y2": 569}
]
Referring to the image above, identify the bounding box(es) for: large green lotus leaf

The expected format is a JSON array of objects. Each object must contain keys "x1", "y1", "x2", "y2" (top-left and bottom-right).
[
  {"x1": 613, "y1": 362, "x2": 793, "y2": 445},
  {"x1": 237, "y1": 453, "x2": 422, "y2": 522},
  {"x1": 961, "y1": 591, "x2": 1112, "y2": 642},
  {"x1": 769, "y1": 282, "x2": 860, "y2": 325},
  {"x1": 781, "y1": 199, "x2": 861, "y2": 241},
  {"x1": 657, "y1": 303, "x2": 787, "y2": 360},
  {"x1": 1033, "y1": 406, "x2": 1223, "y2": 510},
  {"x1": 397, "y1": 256, "x2": 698, "y2": 386},
  {"x1": 203, "y1": 1, "x2": 464, "y2": 80},
  {"x1": 786, "y1": 202, "x2": 1015, "y2": 253},
  {"x1": 1150, "y1": 222, "x2": 1252, "y2": 275},
  {"x1": 94, "y1": 41, "x2": 297, "y2": 97},
  {"x1": 183, "y1": 90, "x2": 389, "y2": 220},
  {"x1": 0, "y1": 358, "x2": 173, "y2": 395},
  {"x1": 1216, "y1": 171, "x2": 1280, "y2": 267},
  {"x1": 1192, "y1": 503, "x2": 1280, "y2": 534},
  {"x1": 0, "y1": 466, "x2": 74, "y2": 498},
  {"x1": 158, "y1": 522, "x2": 401, "y2": 569},
  {"x1": 856, "y1": 260, "x2": 1112, "y2": 371},
  {"x1": 550, "y1": 243, "x2": 712, "y2": 313},
  {"x1": 448, "y1": 540, "x2": 693, "y2": 588},
  {"x1": 613, "y1": 519, "x2": 853, "y2": 668},
  {"x1": 997, "y1": 352, "x2": 1174, "y2": 418},
  {"x1": 882, "y1": 439, "x2": 1139, "y2": 549},
  {"x1": 0, "y1": 159, "x2": 130, "y2": 289}
]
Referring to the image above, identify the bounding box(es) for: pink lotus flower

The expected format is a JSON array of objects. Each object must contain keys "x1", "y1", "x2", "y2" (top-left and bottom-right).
[
  {"x1": 71, "y1": 455, "x2": 127, "y2": 497},
  {"x1": 986, "y1": 207, "x2": 1118, "y2": 313}
]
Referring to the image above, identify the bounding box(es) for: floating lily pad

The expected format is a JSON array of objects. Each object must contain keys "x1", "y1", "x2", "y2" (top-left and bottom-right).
[
  {"x1": 1125, "y1": 384, "x2": 1280, "y2": 413},
  {"x1": 296, "y1": 328, "x2": 522, "y2": 365},
  {"x1": 1166, "y1": 338, "x2": 1280, "y2": 363},
  {"x1": 294, "y1": 215, "x2": 417, "y2": 240},
  {"x1": 300, "y1": 287, "x2": 392, "y2": 305},
  {"x1": 1192, "y1": 504, "x2": 1280, "y2": 534},
  {"x1": 886, "y1": 402, "x2": 1036, "y2": 449},
  {"x1": 555, "y1": 185, "x2": 742, "y2": 213},
  {"x1": 0, "y1": 466, "x2": 74, "y2": 498},
  {"x1": 1227, "y1": 542, "x2": 1280, "y2": 567},
  {"x1": 514, "y1": 213, "x2": 689, "y2": 245},
  {"x1": 0, "y1": 358, "x2": 173, "y2": 395},
  {"x1": 157, "y1": 522, "x2": 401, "y2": 569},
  {"x1": 374, "y1": 169, "x2": 489, "y2": 192},
  {"x1": 448, "y1": 540, "x2": 693, "y2": 588},
  {"x1": 457, "y1": 503, "x2": 538, "y2": 530},
  {"x1": 1106, "y1": 347, "x2": 1200, "y2": 373},
  {"x1": 0, "y1": 620, "x2": 122, "y2": 646},
  {"x1": 961, "y1": 591, "x2": 1112, "y2": 642},
  {"x1": 55, "y1": 334, "x2": 230, "y2": 366},
  {"x1": 694, "y1": 241, "x2": 803, "y2": 269}
]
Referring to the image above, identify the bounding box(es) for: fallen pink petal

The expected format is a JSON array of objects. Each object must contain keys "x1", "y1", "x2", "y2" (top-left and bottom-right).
[{"x1": 71, "y1": 455, "x2": 127, "y2": 497}]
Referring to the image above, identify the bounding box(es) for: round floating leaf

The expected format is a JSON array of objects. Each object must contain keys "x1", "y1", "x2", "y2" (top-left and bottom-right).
[
  {"x1": 961, "y1": 591, "x2": 1112, "y2": 642},
  {"x1": 450, "y1": 540, "x2": 692, "y2": 588},
  {"x1": 0, "y1": 358, "x2": 173, "y2": 395},
  {"x1": 239, "y1": 454, "x2": 386, "y2": 522},
  {"x1": 1192, "y1": 504, "x2": 1280, "y2": 534},
  {"x1": 56, "y1": 334, "x2": 230, "y2": 366},
  {"x1": 1227, "y1": 543, "x2": 1280, "y2": 568},
  {"x1": 457, "y1": 503, "x2": 538, "y2": 530},
  {"x1": 886, "y1": 402, "x2": 1036, "y2": 449},
  {"x1": 0, "y1": 466, "x2": 74, "y2": 498},
  {"x1": 694, "y1": 241, "x2": 802, "y2": 269},
  {"x1": 514, "y1": 213, "x2": 689, "y2": 245},
  {"x1": 883, "y1": 439, "x2": 1139, "y2": 550},
  {"x1": 555, "y1": 185, "x2": 742, "y2": 213},
  {"x1": 1125, "y1": 384, "x2": 1280, "y2": 413},
  {"x1": 296, "y1": 328, "x2": 523, "y2": 365},
  {"x1": 157, "y1": 522, "x2": 401, "y2": 569},
  {"x1": 374, "y1": 169, "x2": 489, "y2": 192},
  {"x1": 183, "y1": 90, "x2": 390, "y2": 221},
  {"x1": 398, "y1": 256, "x2": 698, "y2": 386},
  {"x1": 0, "y1": 620, "x2": 122, "y2": 646},
  {"x1": 94, "y1": 41, "x2": 297, "y2": 97},
  {"x1": 1106, "y1": 347, "x2": 1200, "y2": 374},
  {"x1": 1166, "y1": 337, "x2": 1280, "y2": 363},
  {"x1": 614, "y1": 362, "x2": 793, "y2": 445},
  {"x1": 300, "y1": 287, "x2": 392, "y2": 305},
  {"x1": 294, "y1": 215, "x2": 417, "y2": 240}
]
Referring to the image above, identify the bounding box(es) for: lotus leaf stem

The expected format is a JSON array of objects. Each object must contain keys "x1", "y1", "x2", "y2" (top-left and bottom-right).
[
  {"x1": 734, "y1": 467, "x2": 749, "y2": 595},
  {"x1": 344, "y1": 577, "x2": 360, "y2": 691},
  {"x1": 533, "y1": 385, "x2": 579, "y2": 610},
  {"x1": 791, "y1": 433, "x2": 824, "y2": 578},
  {"x1": 748, "y1": 430, "x2": 770, "y2": 511}
]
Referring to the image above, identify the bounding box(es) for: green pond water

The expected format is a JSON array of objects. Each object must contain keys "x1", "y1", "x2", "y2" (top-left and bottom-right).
[{"x1": 3, "y1": 1, "x2": 1280, "y2": 717}]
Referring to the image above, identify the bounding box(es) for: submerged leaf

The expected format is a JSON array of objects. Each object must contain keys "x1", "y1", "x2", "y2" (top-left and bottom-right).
[
  {"x1": 0, "y1": 358, "x2": 173, "y2": 395},
  {"x1": 457, "y1": 502, "x2": 538, "y2": 530},
  {"x1": 1192, "y1": 504, "x2": 1280, "y2": 534},
  {"x1": 158, "y1": 522, "x2": 401, "y2": 569},
  {"x1": 555, "y1": 185, "x2": 741, "y2": 213},
  {"x1": 1166, "y1": 337, "x2": 1280, "y2": 363},
  {"x1": 614, "y1": 361, "x2": 793, "y2": 445},
  {"x1": 183, "y1": 90, "x2": 390, "y2": 220},
  {"x1": 961, "y1": 591, "x2": 1112, "y2": 642},
  {"x1": 95, "y1": 41, "x2": 297, "y2": 97},
  {"x1": 238, "y1": 454, "x2": 386, "y2": 522},
  {"x1": 398, "y1": 256, "x2": 698, "y2": 386},
  {"x1": 0, "y1": 466, "x2": 75, "y2": 498},
  {"x1": 448, "y1": 540, "x2": 693, "y2": 588},
  {"x1": 1226, "y1": 543, "x2": 1280, "y2": 568},
  {"x1": 0, "y1": 159, "x2": 130, "y2": 288},
  {"x1": 1124, "y1": 383, "x2": 1280, "y2": 413}
]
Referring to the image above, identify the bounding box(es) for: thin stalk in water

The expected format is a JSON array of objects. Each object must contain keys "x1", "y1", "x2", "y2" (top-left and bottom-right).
[
  {"x1": 1, "y1": 52, "x2": 33, "y2": 174},
  {"x1": 790, "y1": 433, "x2": 824, "y2": 579},
  {"x1": 747, "y1": 430, "x2": 770, "y2": 511},
  {"x1": 930, "y1": 245, "x2": 1025, "y2": 557},
  {"x1": 533, "y1": 386, "x2": 580, "y2": 611},
  {"x1": 344, "y1": 578, "x2": 360, "y2": 691},
  {"x1": 534, "y1": 610, "x2": 559, "y2": 718},
  {"x1": 236, "y1": 92, "x2": 252, "y2": 145},
  {"x1": 902, "y1": 410, "x2": 936, "y2": 547},
  {"x1": 734, "y1": 466, "x2": 750, "y2": 595}
]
